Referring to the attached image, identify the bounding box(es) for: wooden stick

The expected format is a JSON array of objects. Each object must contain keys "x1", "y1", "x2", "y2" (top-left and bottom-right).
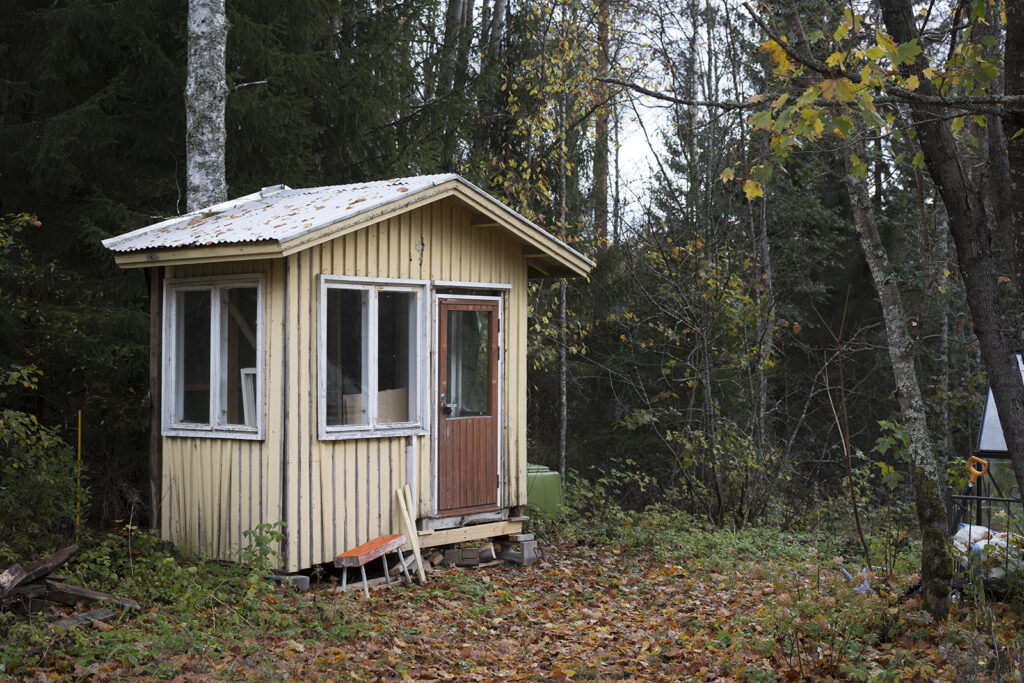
[{"x1": 396, "y1": 487, "x2": 426, "y2": 584}]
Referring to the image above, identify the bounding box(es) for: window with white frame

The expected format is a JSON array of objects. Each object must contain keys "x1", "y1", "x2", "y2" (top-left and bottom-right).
[
  {"x1": 319, "y1": 277, "x2": 425, "y2": 437},
  {"x1": 163, "y1": 277, "x2": 264, "y2": 438}
]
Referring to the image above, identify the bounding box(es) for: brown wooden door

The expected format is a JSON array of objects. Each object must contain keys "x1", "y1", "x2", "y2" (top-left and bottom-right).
[{"x1": 437, "y1": 298, "x2": 500, "y2": 516}]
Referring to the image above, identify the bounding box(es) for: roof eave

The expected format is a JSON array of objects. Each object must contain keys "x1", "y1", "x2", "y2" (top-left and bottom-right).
[
  {"x1": 445, "y1": 179, "x2": 594, "y2": 278},
  {"x1": 109, "y1": 176, "x2": 594, "y2": 277},
  {"x1": 112, "y1": 241, "x2": 281, "y2": 269}
]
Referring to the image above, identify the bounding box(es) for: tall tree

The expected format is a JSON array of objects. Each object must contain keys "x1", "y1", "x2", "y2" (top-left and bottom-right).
[
  {"x1": 186, "y1": 0, "x2": 228, "y2": 211},
  {"x1": 878, "y1": 0, "x2": 1024, "y2": 505},
  {"x1": 844, "y1": 132, "x2": 952, "y2": 618},
  {"x1": 592, "y1": 0, "x2": 611, "y2": 244}
]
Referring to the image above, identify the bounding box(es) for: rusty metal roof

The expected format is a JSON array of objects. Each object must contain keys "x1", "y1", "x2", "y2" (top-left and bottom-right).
[{"x1": 102, "y1": 174, "x2": 460, "y2": 253}]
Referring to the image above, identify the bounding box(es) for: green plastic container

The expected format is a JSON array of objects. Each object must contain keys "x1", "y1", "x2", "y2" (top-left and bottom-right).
[{"x1": 526, "y1": 464, "x2": 563, "y2": 517}]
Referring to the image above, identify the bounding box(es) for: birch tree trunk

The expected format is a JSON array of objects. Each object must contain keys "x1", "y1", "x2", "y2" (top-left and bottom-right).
[
  {"x1": 845, "y1": 137, "x2": 952, "y2": 619},
  {"x1": 185, "y1": 0, "x2": 228, "y2": 212}
]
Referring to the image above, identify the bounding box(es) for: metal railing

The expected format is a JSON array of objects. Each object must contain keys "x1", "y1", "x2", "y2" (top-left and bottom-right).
[{"x1": 946, "y1": 486, "x2": 1023, "y2": 537}]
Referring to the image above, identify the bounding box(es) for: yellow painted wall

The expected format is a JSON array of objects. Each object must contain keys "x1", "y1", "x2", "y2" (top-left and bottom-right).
[{"x1": 161, "y1": 198, "x2": 529, "y2": 571}]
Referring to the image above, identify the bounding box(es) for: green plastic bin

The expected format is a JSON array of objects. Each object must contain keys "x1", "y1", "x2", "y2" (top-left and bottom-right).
[{"x1": 527, "y1": 464, "x2": 563, "y2": 517}]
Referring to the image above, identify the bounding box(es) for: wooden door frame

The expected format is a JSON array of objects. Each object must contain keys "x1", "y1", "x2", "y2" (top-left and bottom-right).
[{"x1": 430, "y1": 292, "x2": 504, "y2": 519}]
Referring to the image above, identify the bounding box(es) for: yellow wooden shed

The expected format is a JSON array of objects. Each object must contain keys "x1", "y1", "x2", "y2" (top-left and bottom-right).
[{"x1": 103, "y1": 174, "x2": 592, "y2": 572}]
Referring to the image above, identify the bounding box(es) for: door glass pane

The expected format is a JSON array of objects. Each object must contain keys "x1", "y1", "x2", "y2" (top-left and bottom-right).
[
  {"x1": 325, "y1": 288, "x2": 368, "y2": 426},
  {"x1": 377, "y1": 291, "x2": 416, "y2": 423},
  {"x1": 175, "y1": 290, "x2": 211, "y2": 424},
  {"x1": 446, "y1": 310, "x2": 490, "y2": 418},
  {"x1": 219, "y1": 286, "x2": 258, "y2": 426}
]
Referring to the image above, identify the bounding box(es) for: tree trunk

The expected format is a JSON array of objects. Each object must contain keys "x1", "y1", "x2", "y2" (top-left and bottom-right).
[
  {"x1": 559, "y1": 278, "x2": 568, "y2": 486},
  {"x1": 439, "y1": 0, "x2": 464, "y2": 98},
  {"x1": 558, "y1": 94, "x2": 569, "y2": 486},
  {"x1": 592, "y1": 0, "x2": 610, "y2": 244},
  {"x1": 185, "y1": 0, "x2": 228, "y2": 212},
  {"x1": 845, "y1": 136, "x2": 952, "y2": 619},
  {"x1": 1004, "y1": 0, "x2": 1024, "y2": 285},
  {"x1": 880, "y1": 0, "x2": 1024, "y2": 506}
]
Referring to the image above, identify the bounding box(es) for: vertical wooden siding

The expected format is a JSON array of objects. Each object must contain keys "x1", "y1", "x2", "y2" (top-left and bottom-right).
[
  {"x1": 161, "y1": 258, "x2": 284, "y2": 564},
  {"x1": 161, "y1": 198, "x2": 529, "y2": 572}
]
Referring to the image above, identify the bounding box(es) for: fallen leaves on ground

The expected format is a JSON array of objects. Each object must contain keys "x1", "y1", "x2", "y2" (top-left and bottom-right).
[{"x1": 16, "y1": 543, "x2": 1023, "y2": 681}]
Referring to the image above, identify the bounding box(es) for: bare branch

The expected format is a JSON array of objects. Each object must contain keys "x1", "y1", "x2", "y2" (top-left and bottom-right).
[{"x1": 598, "y1": 77, "x2": 760, "y2": 111}]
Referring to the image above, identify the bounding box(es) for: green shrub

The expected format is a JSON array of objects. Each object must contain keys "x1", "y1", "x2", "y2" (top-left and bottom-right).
[{"x1": 0, "y1": 364, "x2": 86, "y2": 563}]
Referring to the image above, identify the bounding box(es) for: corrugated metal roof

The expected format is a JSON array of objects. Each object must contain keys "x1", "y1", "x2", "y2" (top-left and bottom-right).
[{"x1": 102, "y1": 174, "x2": 460, "y2": 252}]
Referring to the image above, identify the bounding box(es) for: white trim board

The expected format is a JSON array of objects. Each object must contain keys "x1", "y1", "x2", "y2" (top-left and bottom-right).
[
  {"x1": 317, "y1": 274, "x2": 430, "y2": 441},
  {"x1": 161, "y1": 274, "x2": 267, "y2": 440},
  {"x1": 430, "y1": 292, "x2": 505, "y2": 518}
]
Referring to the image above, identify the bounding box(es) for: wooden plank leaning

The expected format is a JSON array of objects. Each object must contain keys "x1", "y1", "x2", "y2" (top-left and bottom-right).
[
  {"x1": 397, "y1": 485, "x2": 427, "y2": 584},
  {"x1": 22, "y1": 544, "x2": 80, "y2": 585},
  {"x1": 44, "y1": 581, "x2": 142, "y2": 613},
  {"x1": 0, "y1": 564, "x2": 27, "y2": 598}
]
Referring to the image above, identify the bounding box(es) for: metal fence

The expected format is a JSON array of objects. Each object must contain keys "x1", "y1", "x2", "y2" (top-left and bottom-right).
[{"x1": 946, "y1": 486, "x2": 1024, "y2": 537}]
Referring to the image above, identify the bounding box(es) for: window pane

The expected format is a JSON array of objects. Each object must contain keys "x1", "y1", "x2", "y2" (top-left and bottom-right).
[
  {"x1": 377, "y1": 291, "x2": 416, "y2": 423},
  {"x1": 175, "y1": 290, "x2": 211, "y2": 424},
  {"x1": 326, "y1": 288, "x2": 367, "y2": 426},
  {"x1": 219, "y1": 287, "x2": 258, "y2": 426},
  {"x1": 446, "y1": 310, "x2": 490, "y2": 418}
]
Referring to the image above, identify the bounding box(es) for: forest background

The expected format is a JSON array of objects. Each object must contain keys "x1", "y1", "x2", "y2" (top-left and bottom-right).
[{"x1": 1, "y1": 0, "x2": 1019, "y2": 586}]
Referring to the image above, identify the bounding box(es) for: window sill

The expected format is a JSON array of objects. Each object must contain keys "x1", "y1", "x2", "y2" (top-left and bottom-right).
[
  {"x1": 318, "y1": 426, "x2": 428, "y2": 441},
  {"x1": 163, "y1": 426, "x2": 264, "y2": 441}
]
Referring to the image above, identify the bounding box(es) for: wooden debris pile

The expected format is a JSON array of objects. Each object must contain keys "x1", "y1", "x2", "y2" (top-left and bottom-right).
[
  {"x1": 327, "y1": 533, "x2": 540, "y2": 593},
  {"x1": 0, "y1": 544, "x2": 141, "y2": 629},
  {"x1": 441, "y1": 534, "x2": 539, "y2": 569}
]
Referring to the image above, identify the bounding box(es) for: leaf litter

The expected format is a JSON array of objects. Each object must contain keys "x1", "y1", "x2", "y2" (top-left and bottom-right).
[{"x1": 12, "y1": 539, "x2": 1024, "y2": 681}]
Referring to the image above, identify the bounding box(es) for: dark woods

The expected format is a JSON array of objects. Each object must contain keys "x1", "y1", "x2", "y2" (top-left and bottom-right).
[{"x1": 0, "y1": 0, "x2": 1011, "y2": 581}]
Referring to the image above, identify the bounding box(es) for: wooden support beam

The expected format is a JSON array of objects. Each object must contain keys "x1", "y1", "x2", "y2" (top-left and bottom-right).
[
  {"x1": 148, "y1": 267, "x2": 163, "y2": 531},
  {"x1": 416, "y1": 520, "x2": 523, "y2": 548}
]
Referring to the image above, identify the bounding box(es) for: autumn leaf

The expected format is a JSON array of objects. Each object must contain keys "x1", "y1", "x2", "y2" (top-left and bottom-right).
[
  {"x1": 904, "y1": 75, "x2": 920, "y2": 91},
  {"x1": 719, "y1": 168, "x2": 735, "y2": 183},
  {"x1": 820, "y1": 78, "x2": 856, "y2": 102},
  {"x1": 895, "y1": 39, "x2": 923, "y2": 66},
  {"x1": 875, "y1": 28, "x2": 898, "y2": 55},
  {"x1": 759, "y1": 38, "x2": 792, "y2": 74},
  {"x1": 743, "y1": 179, "x2": 764, "y2": 200},
  {"x1": 749, "y1": 110, "x2": 773, "y2": 131},
  {"x1": 850, "y1": 154, "x2": 868, "y2": 178}
]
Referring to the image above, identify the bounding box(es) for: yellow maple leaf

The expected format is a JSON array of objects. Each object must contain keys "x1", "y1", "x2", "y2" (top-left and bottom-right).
[
  {"x1": 743, "y1": 179, "x2": 764, "y2": 200},
  {"x1": 876, "y1": 28, "x2": 898, "y2": 54},
  {"x1": 820, "y1": 79, "x2": 838, "y2": 100},
  {"x1": 834, "y1": 77, "x2": 857, "y2": 102},
  {"x1": 719, "y1": 168, "x2": 735, "y2": 183},
  {"x1": 905, "y1": 75, "x2": 920, "y2": 91},
  {"x1": 825, "y1": 52, "x2": 846, "y2": 68},
  {"x1": 759, "y1": 39, "x2": 792, "y2": 74}
]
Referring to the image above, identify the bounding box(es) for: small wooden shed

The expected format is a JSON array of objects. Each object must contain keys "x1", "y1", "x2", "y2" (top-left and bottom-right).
[{"x1": 103, "y1": 175, "x2": 592, "y2": 572}]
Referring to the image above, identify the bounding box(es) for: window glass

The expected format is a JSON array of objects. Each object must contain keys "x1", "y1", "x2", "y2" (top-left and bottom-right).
[
  {"x1": 219, "y1": 286, "x2": 258, "y2": 426},
  {"x1": 446, "y1": 310, "x2": 490, "y2": 417},
  {"x1": 176, "y1": 290, "x2": 211, "y2": 424},
  {"x1": 325, "y1": 288, "x2": 368, "y2": 426},
  {"x1": 377, "y1": 291, "x2": 416, "y2": 423}
]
